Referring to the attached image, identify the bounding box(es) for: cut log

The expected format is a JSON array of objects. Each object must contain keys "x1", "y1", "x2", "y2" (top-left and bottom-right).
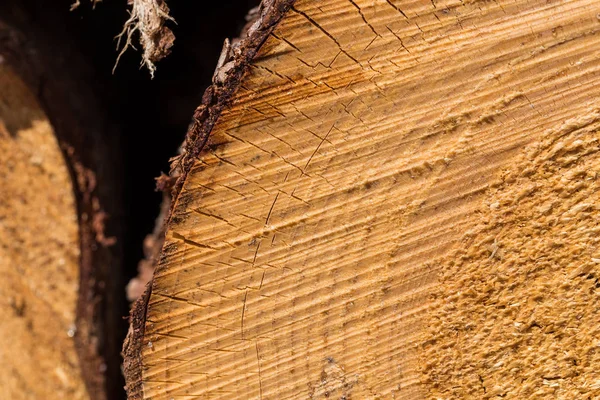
[
  {"x1": 0, "y1": 62, "x2": 88, "y2": 400},
  {"x1": 125, "y1": 0, "x2": 600, "y2": 398},
  {"x1": 0, "y1": 6, "x2": 125, "y2": 400}
]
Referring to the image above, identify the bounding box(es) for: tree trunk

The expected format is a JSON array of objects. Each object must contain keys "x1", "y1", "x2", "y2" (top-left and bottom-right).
[
  {"x1": 0, "y1": 5, "x2": 124, "y2": 400},
  {"x1": 125, "y1": 0, "x2": 600, "y2": 398}
]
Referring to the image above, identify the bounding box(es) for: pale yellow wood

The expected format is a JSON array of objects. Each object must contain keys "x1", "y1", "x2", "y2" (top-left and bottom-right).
[
  {"x1": 141, "y1": 0, "x2": 600, "y2": 398},
  {"x1": 0, "y1": 65, "x2": 88, "y2": 399}
]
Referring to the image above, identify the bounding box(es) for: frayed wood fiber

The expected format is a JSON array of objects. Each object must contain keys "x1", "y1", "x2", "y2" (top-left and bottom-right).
[
  {"x1": 72, "y1": 0, "x2": 175, "y2": 77},
  {"x1": 115, "y1": 0, "x2": 175, "y2": 77}
]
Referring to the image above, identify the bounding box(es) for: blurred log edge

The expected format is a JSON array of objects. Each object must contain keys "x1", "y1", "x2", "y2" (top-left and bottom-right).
[
  {"x1": 0, "y1": 3, "x2": 124, "y2": 400},
  {"x1": 124, "y1": 0, "x2": 600, "y2": 398}
]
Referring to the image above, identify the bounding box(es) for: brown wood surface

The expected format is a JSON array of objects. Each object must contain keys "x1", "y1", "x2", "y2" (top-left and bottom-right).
[{"x1": 128, "y1": 0, "x2": 600, "y2": 398}]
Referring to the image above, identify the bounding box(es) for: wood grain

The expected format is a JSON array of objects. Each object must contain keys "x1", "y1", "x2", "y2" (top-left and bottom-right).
[{"x1": 138, "y1": 0, "x2": 600, "y2": 398}]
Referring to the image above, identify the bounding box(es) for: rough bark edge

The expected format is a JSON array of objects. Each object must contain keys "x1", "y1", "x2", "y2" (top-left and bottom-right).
[
  {"x1": 122, "y1": 1, "x2": 296, "y2": 398},
  {"x1": 123, "y1": 3, "x2": 272, "y2": 304},
  {"x1": 0, "y1": 11, "x2": 123, "y2": 400},
  {"x1": 170, "y1": 0, "x2": 297, "y2": 202},
  {"x1": 122, "y1": 282, "x2": 152, "y2": 399}
]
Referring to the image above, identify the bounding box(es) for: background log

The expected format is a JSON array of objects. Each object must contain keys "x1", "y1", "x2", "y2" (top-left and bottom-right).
[
  {"x1": 0, "y1": 4, "x2": 125, "y2": 399},
  {"x1": 0, "y1": 60, "x2": 90, "y2": 400}
]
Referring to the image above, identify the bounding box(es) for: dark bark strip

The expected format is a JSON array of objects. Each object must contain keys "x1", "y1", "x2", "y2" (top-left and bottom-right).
[{"x1": 170, "y1": 0, "x2": 298, "y2": 206}]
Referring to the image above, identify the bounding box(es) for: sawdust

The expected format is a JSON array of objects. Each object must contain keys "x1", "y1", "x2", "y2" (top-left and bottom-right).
[{"x1": 422, "y1": 111, "x2": 600, "y2": 398}]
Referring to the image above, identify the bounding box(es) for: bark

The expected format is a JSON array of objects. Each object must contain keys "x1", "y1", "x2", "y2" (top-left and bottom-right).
[{"x1": 125, "y1": 0, "x2": 600, "y2": 398}]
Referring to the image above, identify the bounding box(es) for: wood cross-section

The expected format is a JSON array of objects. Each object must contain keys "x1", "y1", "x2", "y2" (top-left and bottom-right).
[{"x1": 130, "y1": 0, "x2": 600, "y2": 398}]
